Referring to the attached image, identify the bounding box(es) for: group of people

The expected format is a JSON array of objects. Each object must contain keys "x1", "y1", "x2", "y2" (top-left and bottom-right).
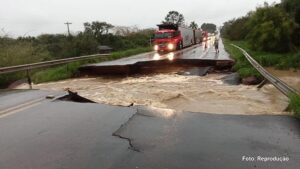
[{"x1": 203, "y1": 37, "x2": 219, "y2": 53}]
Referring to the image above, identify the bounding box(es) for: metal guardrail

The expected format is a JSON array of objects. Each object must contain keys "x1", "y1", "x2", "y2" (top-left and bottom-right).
[
  {"x1": 231, "y1": 44, "x2": 299, "y2": 97},
  {"x1": 0, "y1": 53, "x2": 110, "y2": 74},
  {"x1": 0, "y1": 53, "x2": 110, "y2": 89}
]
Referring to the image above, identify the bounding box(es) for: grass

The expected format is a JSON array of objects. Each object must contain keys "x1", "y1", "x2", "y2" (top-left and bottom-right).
[
  {"x1": 224, "y1": 39, "x2": 300, "y2": 69},
  {"x1": 223, "y1": 39, "x2": 300, "y2": 78},
  {"x1": 223, "y1": 39, "x2": 262, "y2": 78},
  {"x1": 31, "y1": 61, "x2": 83, "y2": 84},
  {"x1": 31, "y1": 47, "x2": 152, "y2": 84},
  {"x1": 110, "y1": 47, "x2": 152, "y2": 59},
  {"x1": 289, "y1": 93, "x2": 300, "y2": 118},
  {"x1": 224, "y1": 39, "x2": 300, "y2": 117}
]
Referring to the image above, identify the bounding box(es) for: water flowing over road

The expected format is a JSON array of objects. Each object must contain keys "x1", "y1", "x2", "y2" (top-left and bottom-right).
[
  {"x1": 5, "y1": 39, "x2": 299, "y2": 169},
  {"x1": 34, "y1": 73, "x2": 289, "y2": 115},
  {"x1": 32, "y1": 39, "x2": 289, "y2": 115}
]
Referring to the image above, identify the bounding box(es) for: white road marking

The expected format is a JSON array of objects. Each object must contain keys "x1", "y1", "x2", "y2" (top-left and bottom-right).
[{"x1": 0, "y1": 98, "x2": 45, "y2": 118}]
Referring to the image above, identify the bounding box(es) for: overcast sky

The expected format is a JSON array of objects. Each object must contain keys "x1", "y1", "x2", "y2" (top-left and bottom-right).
[{"x1": 0, "y1": 0, "x2": 280, "y2": 37}]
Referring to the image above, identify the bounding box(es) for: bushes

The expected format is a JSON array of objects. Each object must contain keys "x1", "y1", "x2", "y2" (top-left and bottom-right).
[
  {"x1": 0, "y1": 22, "x2": 154, "y2": 87},
  {"x1": 31, "y1": 47, "x2": 152, "y2": 84},
  {"x1": 222, "y1": 16, "x2": 250, "y2": 41},
  {"x1": 0, "y1": 37, "x2": 51, "y2": 87},
  {"x1": 0, "y1": 38, "x2": 50, "y2": 67},
  {"x1": 32, "y1": 62, "x2": 81, "y2": 84},
  {"x1": 221, "y1": 2, "x2": 299, "y2": 53},
  {"x1": 225, "y1": 39, "x2": 300, "y2": 70},
  {"x1": 0, "y1": 46, "x2": 152, "y2": 87},
  {"x1": 36, "y1": 34, "x2": 98, "y2": 59},
  {"x1": 289, "y1": 93, "x2": 300, "y2": 118},
  {"x1": 246, "y1": 5, "x2": 298, "y2": 52},
  {"x1": 238, "y1": 67, "x2": 261, "y2": 78},
  {"x1": 223, "y1": 40, "x2": 262, "y2": 78}
]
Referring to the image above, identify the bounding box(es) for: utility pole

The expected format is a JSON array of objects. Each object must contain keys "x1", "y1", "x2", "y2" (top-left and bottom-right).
[{"x1": 64, "y1": 22, "x2": 72, "y2": 36}]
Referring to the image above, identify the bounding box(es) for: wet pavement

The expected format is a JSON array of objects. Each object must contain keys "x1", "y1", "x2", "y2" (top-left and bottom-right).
[
  {"x1": 1, "y1": 39, "x2": 299, "y2": 169},
  {"x1": 0, "y1": 93, "x2": 136, "y2": 169},
  {"x1": 0, "y1": 92, "x2": 299, "y2": 169},
  {"x1": 0, "y1": 89, "x2": 63, "y2": 116},
  {"x1": 113, "y1": 106, "x2": 300, "y2": 169},
  {"x1": 79, "y1": 39, "x2": 233, "y2": 75}
]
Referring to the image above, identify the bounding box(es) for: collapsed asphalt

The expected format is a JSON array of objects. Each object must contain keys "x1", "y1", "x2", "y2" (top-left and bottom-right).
[
  {"x1": 0, "y1": 90, "x2": 299, "y2": 169},
  {"x1": 1, "y1": 39, "x2": 299, "y2": 169}
]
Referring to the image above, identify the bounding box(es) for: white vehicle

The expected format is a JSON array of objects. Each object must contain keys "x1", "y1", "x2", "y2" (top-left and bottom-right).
[
  {"x1": 194, "y1": 29, "x2": 202, "y2": 44},
  {"x1": 178, "y1": 26, "x2": 195, "y2": 47}
]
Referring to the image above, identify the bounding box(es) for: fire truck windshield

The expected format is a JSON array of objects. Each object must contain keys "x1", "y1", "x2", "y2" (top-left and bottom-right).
[{"x1": 154, "y1": 32, "x2": 174, "y2": 39}]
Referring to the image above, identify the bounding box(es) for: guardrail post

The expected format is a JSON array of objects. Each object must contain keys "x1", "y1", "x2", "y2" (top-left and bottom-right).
[
  {"x1": 257, "y1": 79, "x2": 268, "y2": 90},
  {"x1": 26, "y1": 69, "x2": 32, "y2": 89}
]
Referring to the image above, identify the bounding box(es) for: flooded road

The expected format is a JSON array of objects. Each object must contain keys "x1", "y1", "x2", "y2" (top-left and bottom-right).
[
  {"x1": 33, "y1": 72, "x2": 289, "y2": 115},
  {"x1": 4, "y1": 41, "x2": 300, "y2": 169},
  {"x1": 22, "y1": 40, "x2": 291, "y2": 116},
  {"x1": 14, "y1": 41, "x2": 292, "y2": 116}
]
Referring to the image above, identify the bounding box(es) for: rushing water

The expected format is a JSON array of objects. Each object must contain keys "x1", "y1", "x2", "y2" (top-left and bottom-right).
[
  {"x1": 266, "y1": 67, "x2": 300, "y2": 91},
  {"x1": 30, "y1": 72, "x2": 290, "y2": 116}
]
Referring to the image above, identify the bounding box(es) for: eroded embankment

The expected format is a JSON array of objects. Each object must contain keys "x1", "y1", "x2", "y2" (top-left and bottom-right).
[{"x1": 29, "y1": 72, "x2": 290, "y2": 115}]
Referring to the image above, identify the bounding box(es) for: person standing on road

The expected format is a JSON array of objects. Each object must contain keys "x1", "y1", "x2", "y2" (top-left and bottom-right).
[{"x1": 214, "y1": 38, "x2": 219, "y2": 53}]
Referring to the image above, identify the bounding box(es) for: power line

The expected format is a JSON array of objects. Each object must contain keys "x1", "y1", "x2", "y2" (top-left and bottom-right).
[{"x1": 64, "y1": 22, "x2": 72, "y2": 36}]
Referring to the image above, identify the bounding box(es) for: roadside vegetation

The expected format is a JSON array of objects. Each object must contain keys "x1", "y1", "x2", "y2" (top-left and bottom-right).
[
  {"x1": 222, "y1": 0, "x2": 300, "y2": 72},
  {"x1": 224, "y1": 39, "x2": 300, "y2": 77},
  {"x1": 222, "y1": 0, "x2": 300, "y2": 116},
  {"x1": 162, "y1": 10, "x2": 216, "y2": 33},
  {"x1": 223, "y1": 40, "x2": 261, "y2": 78},
  {"x1": 289, "y1": 93, "x2": 300, "y2": 118},
  {"x1": 31, "y1": 47, "x2": 151, "y2": 84},
  {"x1": 0, "y1": 22, "x2": 154, "y2": 88},
  {"x1": 1, "y1": 10, "x2": 215, "y2": 88}
]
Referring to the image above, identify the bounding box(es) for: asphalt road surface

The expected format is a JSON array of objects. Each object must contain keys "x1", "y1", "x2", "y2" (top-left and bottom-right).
[
  {"x1": 0, "y1": 90, "x2": 299, "y2": 169},
  {"x1": 79, "y1": 38, "x2": 233, "y2": 75},
  {"x1": 1, "y1": 41, "x2": 299, "y2": 169}
]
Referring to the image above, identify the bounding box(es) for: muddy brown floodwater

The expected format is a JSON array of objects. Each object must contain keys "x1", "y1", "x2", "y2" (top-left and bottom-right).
[
  {"x1": 266, "y1": 67, "x2": 300, "y2": 91},
  {"x1": 29, "y1": 72, "x2": 290, "y2": 116}
]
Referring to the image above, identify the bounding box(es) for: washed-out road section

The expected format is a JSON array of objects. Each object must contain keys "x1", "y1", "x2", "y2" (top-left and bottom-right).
[
  {"x1": 1, "y1": 39, "x2": 299, "y2": 169},
  {"x1": 0, "y1": 90, "x2": 299, "y2": 169}
]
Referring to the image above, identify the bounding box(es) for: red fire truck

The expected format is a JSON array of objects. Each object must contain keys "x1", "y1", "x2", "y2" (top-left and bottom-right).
[{"x1": 153, "y1": 24, "x2": 202, "y2": 52}]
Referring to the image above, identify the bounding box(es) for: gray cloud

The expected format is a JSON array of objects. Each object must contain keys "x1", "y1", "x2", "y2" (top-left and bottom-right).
[{"x1": 0, "y1": 0, "x2": 280, "y2": 37}]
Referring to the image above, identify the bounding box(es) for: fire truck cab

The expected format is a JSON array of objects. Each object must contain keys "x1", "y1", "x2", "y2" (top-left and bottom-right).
[{"x1": 153, "y1": 24, "x2": 195, "y2": 52}]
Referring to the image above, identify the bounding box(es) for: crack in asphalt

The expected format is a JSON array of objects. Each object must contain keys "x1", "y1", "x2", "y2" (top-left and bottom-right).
[
  {"x1": 112, "y1": 132, "x2": 140, "y2": 152},
  {"x1": 112, "y1": 108, "x2": 141, "y2": 152}
]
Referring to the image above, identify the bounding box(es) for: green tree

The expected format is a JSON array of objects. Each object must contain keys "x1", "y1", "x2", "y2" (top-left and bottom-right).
[
  {"x1": 189, "y1": 21, "x2": 198, "y2": 29},
  {"x1": 162, "y1": 11, "x2": 185, "y2": 25},
  {"x1": 282, "y1": 0, "x2": 300, "y2": 22},
  {"x1": 201, "y1": 23, "x2": 217, "y2": 33},
  {"x1": 282, "y1": 0, "x2": 300, "y2": 46},
  {"x1": 84, "y1": 21, "x2": 114, "y2": 39},
  {"x1": 221, "y1": 16, "x2": 250, "y2": 40},
  {"x1": 246, "y1": 4, "x2": 298, "y2": 52}
]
